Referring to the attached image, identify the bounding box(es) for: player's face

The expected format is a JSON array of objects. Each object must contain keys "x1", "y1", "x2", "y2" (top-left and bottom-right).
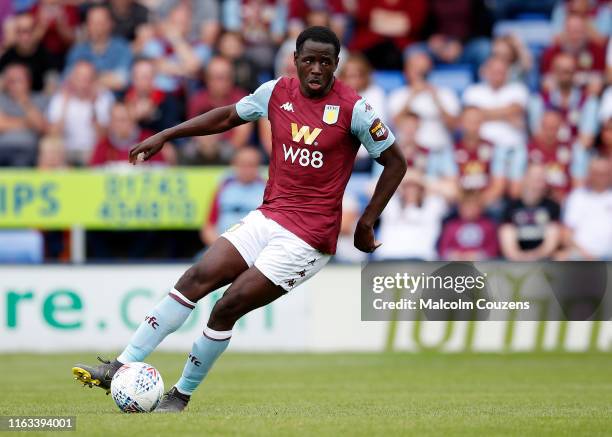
[{"x1": 294, "y1": 40, "x2": 338, "y2": 98}]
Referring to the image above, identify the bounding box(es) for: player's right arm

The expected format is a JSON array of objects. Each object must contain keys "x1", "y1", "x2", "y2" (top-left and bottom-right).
[
  {"x1": 128, "y1": 105, "x2": 246, "y2": 163},
  {"x1": 129, "y1": 79, "x2": 278, "y2": 163}
]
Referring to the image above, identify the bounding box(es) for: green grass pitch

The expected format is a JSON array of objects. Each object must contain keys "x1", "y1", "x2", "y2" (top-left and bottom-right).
[{"x1": 1, "y1": 352, "x2": 611, "y2": 436}]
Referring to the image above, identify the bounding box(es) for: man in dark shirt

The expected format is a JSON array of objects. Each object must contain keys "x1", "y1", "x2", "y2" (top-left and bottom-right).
[
  {"x1": 499, "y1": 164, "x2": 561, "y2": 260},
  {"x1": 0, "y1": 12, "x2": 53, "y2": 92}
]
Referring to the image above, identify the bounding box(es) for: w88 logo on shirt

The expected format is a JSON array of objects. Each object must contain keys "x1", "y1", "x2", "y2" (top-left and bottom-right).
[
  {"x1": 282, "y1": 123, "x2": 324, "y2": 168},
  {"x1": 282, "y1": 144, "x2": 324, "y2": 168}
]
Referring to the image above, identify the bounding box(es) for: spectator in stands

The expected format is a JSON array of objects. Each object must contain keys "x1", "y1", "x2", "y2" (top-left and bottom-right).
[
  {"x1": 141, "y1": 2, "x2": 211, "y2": 94},
  {"x1": 452, "y1": 107, "x2": 506, "y2": 207},
  {"x1": 107, "y1": 0, "x2": 150, "y2": 42},
  {"x1": 340, "y1": 53, "x2": 387, "y2": 173},
  {"x1": 596, "y1": 117, "x2": 612, "y2": 158},
  {"x1": 0, "y1": 12, "x2": 54, "y2": 92},
  {"x1": 499, "y1": 165, "x2": 561, "y2": 261},
  {"x1": 223, "y1": 0, "x2": 287, "y2": 73},
  {"x1": 350, "y1": 0, "x2": 428, "y2": 70},
  {"x1": 0, "y1": 64, "x2": 47, "y2": 167},
  {"x1": 0, "y1": 3, "x2": 13, "y2": 49},
  {"x1": 200, "y1": 147, "x2": 265, "y2": 246},
  {"x1": 600, "y1": 85, "x2": 612, "y2": 122},
  {"x1": 531, "y1": 52, "x2": 599, "y2": 148},
  {"x1": 47, "y1": 60, "x2": 115, "y2": 166},
  {"x1": 607, "y1": 34, "x2": 612, "y2": 83},
  {"x1": 65, "y1": 5, "x2": 133, "y2": 92},
  {"x1": 188, "y1": 56, "x2": 251, "y2": 148},
  {"x1": 156, "y1": 0, "x2": 220, "y2": 45},
  {"x1": 37, "y1": 135, "x2": 66, "y2": 169},
  {"x1": 287, "y1": 0, "x2": 347, "y2": 42},
  {"x1": 463, "y1": 56, "x2": 529, "y2": 197},
  {"x1": 339, "y1": 54, "x2": 386, "y2": 121},
  {"x1": 491, "y1": 34, "x2": 533, "y2": 83},
  {"x1": 551, "y1": 0, "x2": 611, "y2": 43},
  {"x1": 217, "y1": 31, "x2": 260, "y2": 93},
  {"x1": 30, "y1": 0, "x2": 80, "y2": 72},
  {"x1": 374, "y1": 169, "x2": 448, "y2": 260},
  {"x1": 527, "y1": 110, "x2": 589, "y2": 203},
  {"x1": 388, "y1": 111, "x2": 457, "y2": 198},
  {"x1": 416, "y1": 0, "x2": 492, "y2": 76},
  {"x1": 557, "y1": 157, "x2": 612, "y2": 260},
  {"x1": 389, "y1": 51, "x2": 460, "y2": 153},
  {"x1": 90, "y1": 101, "x2": 170, "y2": 166},
  {"x1": 124, "y1": 57, "x2": 181, "y2": 133},
  {"x1": 438, "y1": 190, "x2": 499, "y2": 261},
  {"x1": 540, "y1": 13, "x2": 606, "y2": 92}
]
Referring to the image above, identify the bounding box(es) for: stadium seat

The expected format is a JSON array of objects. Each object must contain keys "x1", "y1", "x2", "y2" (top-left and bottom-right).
[
  {"x1": 428, "y1": 65, "x2": 473, "y2": 95},
  {"x1": 494, "y1": 19, "x2": 554, "y2": 48},
  {"x1": 371, "y1": 71, "x2": 405, "y2": 94},
  {"x1": 0, "y1": 230, "x2": 44, "y2": 264}
]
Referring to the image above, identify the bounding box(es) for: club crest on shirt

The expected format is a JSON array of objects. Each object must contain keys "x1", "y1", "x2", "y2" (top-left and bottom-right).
[
  {"x1": 369, "y1": 118, "x2": 388, "y2": 141},
  {"x1": 323, "y1": 105, "x2": 340, "y2": 125}
]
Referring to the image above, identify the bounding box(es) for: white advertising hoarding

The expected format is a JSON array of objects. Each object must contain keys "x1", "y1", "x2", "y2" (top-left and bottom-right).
[{"x1": 0, "y1": 265, "x2": 610, "y2": 353}]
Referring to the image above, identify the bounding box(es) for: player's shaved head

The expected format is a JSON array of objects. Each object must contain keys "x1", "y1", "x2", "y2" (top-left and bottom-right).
[
  {"x1": 294, "y1": 27, "x2": 339, "y2": 98},
  {"x1": 296, "y1": 26, "x2": 340, "y2": 58}
]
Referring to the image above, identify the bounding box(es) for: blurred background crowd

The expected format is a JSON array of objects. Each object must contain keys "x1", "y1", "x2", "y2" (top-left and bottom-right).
[{"x1": 0, "y1": 0, "x2": 611, "y2": 263}]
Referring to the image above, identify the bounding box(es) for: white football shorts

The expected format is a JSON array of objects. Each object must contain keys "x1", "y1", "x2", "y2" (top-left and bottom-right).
[{"x1": 220, "y1": 210, "x2": 331, "y2": 291}]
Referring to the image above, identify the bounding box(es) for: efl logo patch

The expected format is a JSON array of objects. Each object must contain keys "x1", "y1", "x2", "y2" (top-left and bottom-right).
[
  {"x1": 323, "y1": 105, "x2": 340, "y2": 125},
  {"x1": 369, "y1": 118, "x2": 388, "y2": 142}
]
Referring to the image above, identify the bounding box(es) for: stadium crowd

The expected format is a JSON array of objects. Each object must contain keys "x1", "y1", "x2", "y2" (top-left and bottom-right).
[{"x1": 0, "y1": 0, "x2": 611, "y2": 262}]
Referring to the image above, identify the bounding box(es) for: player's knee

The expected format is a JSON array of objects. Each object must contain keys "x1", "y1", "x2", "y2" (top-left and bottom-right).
[
  {"x1": 175, "y1": 264, "x2": 210, "y2": 300},
  {"x1": 208, "y1": 291, "x2": 247, "y2": 329}
]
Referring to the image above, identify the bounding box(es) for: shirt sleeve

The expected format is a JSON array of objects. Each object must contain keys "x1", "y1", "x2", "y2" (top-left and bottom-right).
[
  {"x1": 350, "y1": 97, "x2": 396, "y2": 159},
  {"x1": 235, "y1": 79, "x2": 279, "y2": 122},
  {"x1": 570, "y1": 142, "x2": 589, "y2": 179},
  {"x1": 563, "y1": 191, "x2": 581, "y2": 228},
  {"x1": 579, "y1": 97, "x2": 599, "y2": 135}
]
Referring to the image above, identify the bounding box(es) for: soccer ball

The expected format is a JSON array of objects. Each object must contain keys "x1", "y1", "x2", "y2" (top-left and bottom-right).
[{"x1": 110, "y1": 362, "x2": 164, "y2": 413}]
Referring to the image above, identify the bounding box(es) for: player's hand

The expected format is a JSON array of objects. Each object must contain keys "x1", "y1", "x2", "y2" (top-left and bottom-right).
[
  {"x1": 128, "y1": 133, "x2": 167, "y2": 164},
  {"x1": 354, "y1": 218, "x2": 382, "y2": 253}
]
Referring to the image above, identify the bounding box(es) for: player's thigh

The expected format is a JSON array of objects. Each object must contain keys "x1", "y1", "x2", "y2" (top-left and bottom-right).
[
  {"x1": 208, "y1": 266, "x2": 286, "y2": 329},
  {"x1": 175, "y1": 237, "x2": 249, "y2": 301},
  {"x1": 175, "y1": 210, "x2": 269, "y2": 301}
]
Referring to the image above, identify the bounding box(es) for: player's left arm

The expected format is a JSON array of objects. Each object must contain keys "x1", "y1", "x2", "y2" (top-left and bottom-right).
[
  {"x1": 351, "y1": 98, "x2": 407, "y2": 253},
  {"x1": 354, "y1": 143, "x2": 406, "y2": 253}
]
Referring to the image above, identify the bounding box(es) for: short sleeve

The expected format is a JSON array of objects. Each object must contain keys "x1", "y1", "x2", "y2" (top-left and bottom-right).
[
  {"x1": 563, "y1": 190, "x2": 582, "y2": 228},
  {"x1": 47, "y1": 94, "x2": 63, "y2": 123},
  {"x1": 509, "y1": 84, "x2": 529, "y2": 107},
  {"x1": 579, "y1": 97, "x2": 599, "y2": 135},
  {"x1": 351, "y1": 98, "x2": 395, "y2": 159},
  {"x1": 490, "y1": 145, "x2": 506, "y2": 177},
  {"x1": 570, "y1": 142, "x2": 589, "y2": 179},
  {"x1": 438, "y1": 88, "x2": 461, "y2": 117},
  {"x1": 462, "y1": 85, "x2": 481, "y2": 106},
  {"x1": 235, "y1": 79, "x2": 279, "y2": 122}
]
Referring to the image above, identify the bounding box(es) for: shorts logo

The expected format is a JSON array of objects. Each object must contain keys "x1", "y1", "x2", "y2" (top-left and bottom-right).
[
  {"x1": 285, "y1": 278, "x2": 297, "y2": 288},
  {"x1": 369, "y1": 118, "x2": 388, "y2": 142},
  {"x1": 323, "y1": 105, "x2": 340, "y2": 125},
  {"x1": 291, "y1": 123, "x2": 322, "y2": 145},
  {"x1": 226, "y1": 221, "x2": 244, "y2": 233}
]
